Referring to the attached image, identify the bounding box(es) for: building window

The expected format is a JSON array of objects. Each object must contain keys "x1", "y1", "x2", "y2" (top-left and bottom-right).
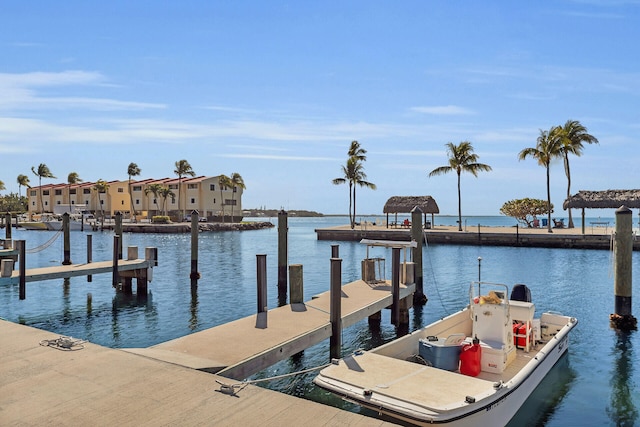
[
  {"x1": 45, "y1": 201, "x2": 48, "y2": 206},
  {"x1": 169, "y1": 184, "x2": 178, "y2": 190},
  {"x1": 118, "y1": 188, "x2": 124, "y2": 193},
  {"x1": 70, "y1": 189, "x2": 76, "y2": 195},
  {"x1": 188, "y1": 184, "x2": 198, "y2": 189},
  {"x1": 30, "y1": 190, "x2": 36, "y2": 196},
  {"x1": 133, "y1": 186, "x2": 142, "y2": 191},
  {"x1": 171, "y1": 196, "x2": 176, "y2": 204},
  {"x1": 32, "y1": 201, "x2": 35, "y2": 206},
  {"x1": 100, "y1": 200, "x2": 104, "y2": 205},
  {"x1": 190, "y1": 198, "x2": 195, "y2": 203},
  {"x1": 57, "y1": 201, "x2": 61, "y2": 205},
  {"x1": 135, "y1": 199, "x2": 140, "y2": 205},
  {"x1": 210, "y1": 184, "x2": 215, "y2": 191},
  {"x1": 55, "y1": 189, "x2": 62, "y2": 195},
  {"x1": 225, "y1": 199, "x2": 236, "y2": 206},
  {"x1": 43, "y1": 190, "x2": 50, "y2": 195},
  {"x1": 233, "y1": 187, "x2": 237, "y2": 193},
  {"x1": 84, "y1": 189, "x2": 91, "y2": 194},
  {"x1": 153, "y1": 198, "x2": 157, "y2": 205}
]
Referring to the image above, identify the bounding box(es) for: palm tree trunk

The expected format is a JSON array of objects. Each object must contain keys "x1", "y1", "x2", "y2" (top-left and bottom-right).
[
  {"x1": 348, "y1": 183, "x2": 353, "y2": 229},
  {"x1": 457, "y1": 172, "x2": 462, "y2": 231},
  {"x1": 565, "y1": 155, "x2": 574, "y2": 228},
  {"x1": 219, "y1": 189, "x2": 225, "y2": 223},
  {"x1": 546, "y1": 164, "x2": 553, "y2": 233},
  {"x1": 352, "y1": 184, "x2": 357, "y2": 230}
]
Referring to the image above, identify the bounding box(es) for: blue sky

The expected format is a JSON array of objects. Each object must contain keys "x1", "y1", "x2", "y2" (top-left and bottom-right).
[{"x1": 1, "y1": 1, "x2": 639, "y2": 216}]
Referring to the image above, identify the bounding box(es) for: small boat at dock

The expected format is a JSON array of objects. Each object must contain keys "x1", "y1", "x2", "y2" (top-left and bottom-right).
[{"x1": 314, "y1": 278, "x2": 577, "y2": 426}]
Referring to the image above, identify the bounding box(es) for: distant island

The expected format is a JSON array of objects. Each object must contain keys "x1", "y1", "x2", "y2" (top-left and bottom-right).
[{"x1": 243, "y1": 209, "x2": 324, "y2": 217}]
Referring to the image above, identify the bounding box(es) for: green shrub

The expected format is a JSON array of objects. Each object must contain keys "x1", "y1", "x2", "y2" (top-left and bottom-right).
[{"x1": 151, "y1": 215, "x2": 171, "y2": 224}]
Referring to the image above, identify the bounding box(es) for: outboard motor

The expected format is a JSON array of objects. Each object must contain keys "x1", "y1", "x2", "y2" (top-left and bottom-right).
[{"x1": 511, "y1": 284, "x2": 532, "y2": 302}]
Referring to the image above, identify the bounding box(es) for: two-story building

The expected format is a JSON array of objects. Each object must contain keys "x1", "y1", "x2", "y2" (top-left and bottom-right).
[{"x1": 27, "y1": 175, "x2": 243, "y2": 222}]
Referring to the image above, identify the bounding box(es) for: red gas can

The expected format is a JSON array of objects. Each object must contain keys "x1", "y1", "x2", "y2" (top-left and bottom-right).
[{"x1": 459, "y1": 337, "x2": 481, "y2": 377}]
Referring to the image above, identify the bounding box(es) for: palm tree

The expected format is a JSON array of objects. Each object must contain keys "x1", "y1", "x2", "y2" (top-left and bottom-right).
[
  {"x1": 159, "y1": 187, "x2": 175, "y2": 216},
  {"x1": 0, "y1": 180, "x2": 5, "y2": 193},
  {"x1": 218, "y1": 174, "x2": 232, "y2": 223},
  {"x1": 348, "y1": 140, "x2": 367, "y2": 162},
  {"x1": 67, "y1": 172, "x2": 82, "y2": 212},
  {"x1": 144, "y1": 183, "x2": 164, "y2": 215},
  {"x1": 92, "y1": 179, "x2": 109, "y2": 225},
  {"x1": 557, "y1": 120, "x2": 599, "y2": 228},
  {"x1": 31, "y1": 163, "x2": 56, "y2": 213},
  {"x1": 174, "y1": 159, "x2": 195, "y2": 220},
  {"x1": 17, "y1": 174, "x2": 30, "y2": 198},
  {"x1": 333, "y1": 157, "x2": 376, "y2": 229},
  {"x1": 332, "y1": 140, "x2": 376, "y2": 229},
  {"x1": 127, "y1": 162, "x2": 141, "y2": 222},
  {"x1": 518, "y1": 129, "x2": 564, "y2": 233},
  {"x1": 429, "y1": 141, "x2": 492, "y2": 231},
  {"x1": 229, "y1": 172, "x2": 245, "y2": 223}
]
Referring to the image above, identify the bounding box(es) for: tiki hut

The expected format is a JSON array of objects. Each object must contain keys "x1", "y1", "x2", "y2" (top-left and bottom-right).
[
  {"x1": 383, "y1": 196, "x2": 440, "y2": 228},
  {"x1": 563, "y1": 189, "x2": 640, "y2": 234}
]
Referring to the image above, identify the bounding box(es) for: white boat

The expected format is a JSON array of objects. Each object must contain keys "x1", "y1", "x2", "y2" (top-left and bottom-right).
[
  {"x1": 314, "y1": 279, "x2": 577, "y2": 426},
  {"x1": 43, "y1": 213, "x2": 95, "y2": 231}
]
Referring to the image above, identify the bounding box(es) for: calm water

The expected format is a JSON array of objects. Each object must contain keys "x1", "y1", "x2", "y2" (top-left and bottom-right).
[{"x1": 2, "y1": 216, "x2": 639, "y2": 426}]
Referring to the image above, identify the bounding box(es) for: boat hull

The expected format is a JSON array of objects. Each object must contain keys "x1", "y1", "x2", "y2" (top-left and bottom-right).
[{"x1": 314, "y1": 311, "x2": 577, "y2": 426}]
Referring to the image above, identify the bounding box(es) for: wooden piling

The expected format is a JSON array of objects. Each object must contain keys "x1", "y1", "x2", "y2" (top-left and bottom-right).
[
  {"x1": 391, "y1": 247, "x2": 400, "y2": 326},
  {"x1": 611, "y1": 206, "x2": 637, "y2": 330},
  {"x1": 331, "y1": 244, "x2": 339, "y2": 258},
  {"x1": 17, "y1": 240, "x2": 25, "y2": 300},
  {"x1": 257, "y1": 254, "x2": 267, "y2": 313},
  {"x1": 410, "y1": 207, "x2": 426, "y2": 305},
  {"x1": 87, "y1": 234, "x2": 93, "y2": 282},
  {"x1": 145, "y1": 247, "x2": 158, "y2": 267},
  {"x1": 62, "y1": 212, "x2": 71, "y2": 265},
  {"x1": 190, "y1": 212, "x2": 199, "y2": 281},
  {"x1": 112, "y1": 235, "x2": 120, "y2": 288},
  {"x1": 289, "y1": 264, "x2": 304, "y2": 304},
  {"x1": 5, "y1": 212, "x2": 11, "y2": 240},
  {"x1": 115, "y1": 212, "x2": 123, "y2": 259},
  {"x1": 330, "y1": 257, "x2": 342, "y2": 360},
  {"x1": 278, "y1": 210, "x2": 288, "y2": 299},
  {"x1": 1, "y1": 259, "x2": 13, "y2": 277}
]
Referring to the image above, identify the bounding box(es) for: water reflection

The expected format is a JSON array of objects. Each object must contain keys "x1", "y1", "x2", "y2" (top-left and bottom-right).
[
  {"x1": 607, "y1": 331, "x2": 638, "y2": 426},
  {"x1": 507, "y1": 354, "x2": 576, "y2": 427}
]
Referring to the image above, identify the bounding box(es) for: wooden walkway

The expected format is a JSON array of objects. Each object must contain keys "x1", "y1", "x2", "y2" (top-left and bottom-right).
[
  {"x1": 0, "y1": 319, "x2": 393, "y2": 426},
  {"x1": 0, "y1": 259, "x2": 154, "y2": 285},
  {"x1": 126, "y1": 279, "x2": 415, "y2": 380}
]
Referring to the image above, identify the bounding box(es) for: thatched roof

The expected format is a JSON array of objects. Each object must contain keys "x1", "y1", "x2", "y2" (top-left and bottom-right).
[
  {"x1": 383, "y1": 196, "x2": 440, "y2": 214},
  {"x1": 563, "y1": 190, "x2": 640, "y2": 210}
]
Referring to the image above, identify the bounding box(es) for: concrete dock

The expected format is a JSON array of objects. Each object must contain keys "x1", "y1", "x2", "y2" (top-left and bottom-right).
[
  {"x1": 316, "y1": 223, "x2": 638, "y2": 250},
  {"x1": 128, "y1": 278, "x2": 415, "y2": 380},
  {"x1": 0, "y1": 258, "x2": 153, "y2": 285},
  {"x1": 0, "y1": 319, "x2": 393, "y2": 426}
]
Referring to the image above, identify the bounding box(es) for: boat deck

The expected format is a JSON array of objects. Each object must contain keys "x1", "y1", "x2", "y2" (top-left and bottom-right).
[{"x1": 317, "y1": 343, "x2": 543, "y2": 413}]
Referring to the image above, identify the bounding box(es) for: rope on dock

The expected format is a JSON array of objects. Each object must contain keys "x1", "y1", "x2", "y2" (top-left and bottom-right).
[
  {"x1": 39, "y1": 336, "x2": 86, "y2": 351},
  {"x1": 215, "y1": 363, "x2": 332, "y2": 396},
  {"x1": 26, "y1": 230, "x2": 63, "y2": 254}
]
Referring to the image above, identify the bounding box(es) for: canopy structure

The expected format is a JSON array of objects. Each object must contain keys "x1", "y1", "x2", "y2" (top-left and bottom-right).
[
  {"x1": 382, "y1": 196, "x2": 439, "y2": 228},
  {"x1": 563, "y1": 189, "x2": 640, "y2": 234}
]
